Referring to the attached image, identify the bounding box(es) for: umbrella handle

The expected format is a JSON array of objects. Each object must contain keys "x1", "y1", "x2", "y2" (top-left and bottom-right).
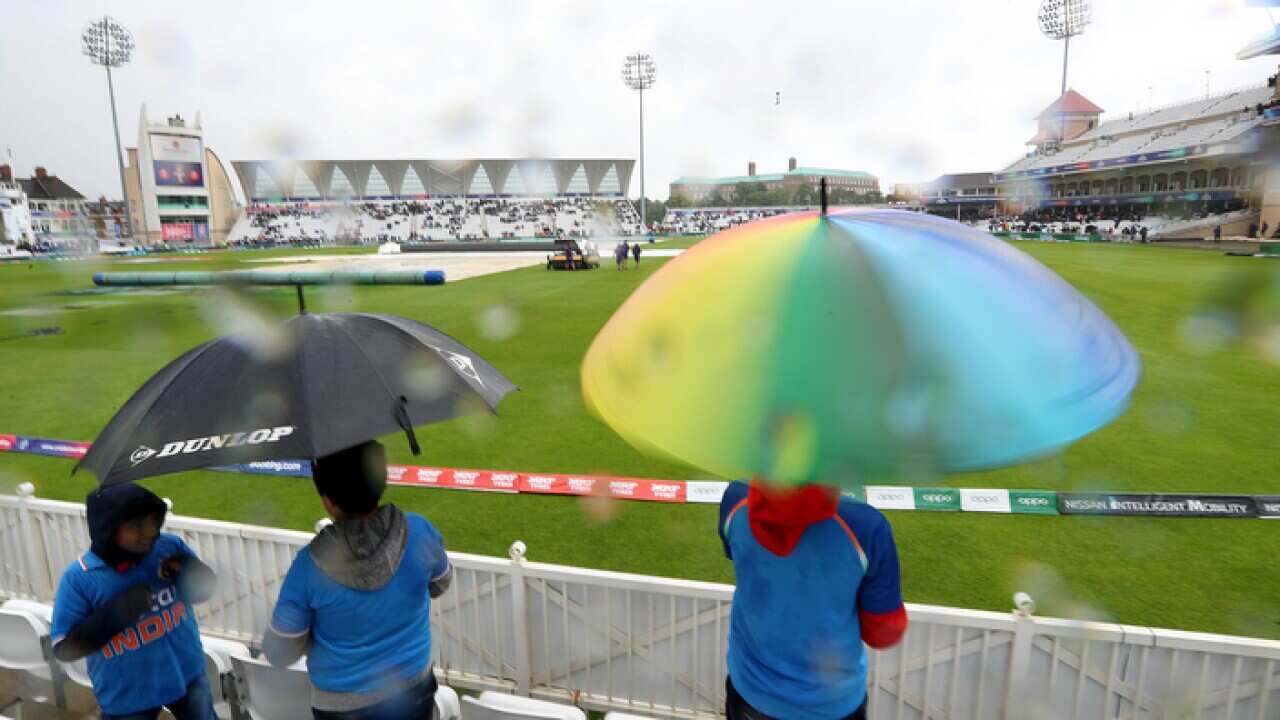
[{"x1": 394, "y1": 396, "x2": 421, "y2": 455}]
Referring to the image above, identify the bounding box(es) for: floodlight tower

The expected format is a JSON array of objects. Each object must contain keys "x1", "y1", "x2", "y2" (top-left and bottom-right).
[
  {"x1": 622, "y1": 53, "x2": 656, "y2": 235},
  {"x1": 82, "y1": 16, "x2": 136, "y2": 240},
  {"x1": 1038, "y1": 0, "x2": 1091, "y2": 98}
]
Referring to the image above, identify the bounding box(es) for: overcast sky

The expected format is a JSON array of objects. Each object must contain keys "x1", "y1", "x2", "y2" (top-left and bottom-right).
[{"x1": 2, "y1": 0, "x2": 1277, "y2": 201}]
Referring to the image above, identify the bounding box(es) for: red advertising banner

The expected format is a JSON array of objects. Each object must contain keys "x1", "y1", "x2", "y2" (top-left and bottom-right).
[
  {"x1": 386, "y1": 465, "x2": 687, "y2": 503},
  {"x1": 0, "y1": 431, "x2": 694, "y2": 504},
  {"x1": 162, "y1": 223, "x2": 195, "y2": 242},
  {"x1": 387, "y1": 465, "x2": 521, "y2": 493}
]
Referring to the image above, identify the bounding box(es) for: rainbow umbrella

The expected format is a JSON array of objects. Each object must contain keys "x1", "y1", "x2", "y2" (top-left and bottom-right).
[{"x1": 581, "y1": 208, "x2": 1140, "y2": 487}]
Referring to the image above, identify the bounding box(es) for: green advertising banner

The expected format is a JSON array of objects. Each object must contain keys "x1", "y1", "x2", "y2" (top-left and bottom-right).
[
  {"x1": 1009, "y1": 490, "x2": 1060, "y2": 515},
  {"x1": 913, "y1": 487, "x2": 962, "y2": 511}
]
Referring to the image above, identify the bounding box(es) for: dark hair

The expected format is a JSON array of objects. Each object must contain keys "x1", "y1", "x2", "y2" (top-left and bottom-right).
[{"x1": 311, "y1": 441, "x2": 387, "y2": 515}]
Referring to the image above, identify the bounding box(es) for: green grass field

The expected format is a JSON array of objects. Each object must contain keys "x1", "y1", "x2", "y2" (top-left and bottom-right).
[{"x1": 0, "y1": 241, "x2": 1277, "y2": 639}]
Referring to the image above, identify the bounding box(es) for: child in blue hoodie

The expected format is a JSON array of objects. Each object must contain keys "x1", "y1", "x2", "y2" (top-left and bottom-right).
[{"x1": 51, "y1": 483, "x2": 218, "y2": 720}]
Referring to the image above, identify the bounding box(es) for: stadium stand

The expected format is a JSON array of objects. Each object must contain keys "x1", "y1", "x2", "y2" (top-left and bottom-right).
[
  {"x1": 993, "y1": 81, "x2": 1277, "y2": 240},
  {"x1": 659, "y1": 206, "x2": 804, "y2": 234},
  {"x1": 228, "y1": 198, "x2": 642, "y2": 246},
  {"x1": 998, "y1": 84, "x2": 1271, "y2": 177}
]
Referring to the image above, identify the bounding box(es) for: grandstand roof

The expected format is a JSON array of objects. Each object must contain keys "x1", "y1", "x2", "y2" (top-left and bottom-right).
[
  {"x1": 929, "y1": 172, "x2": 995, "y2": 189},
  {"x1": 232, "y1": 158, "x2": 635, "y2": 200},
  {"x1": 997, "y1": 84, "x2": 1271, "y2": 180},
  {"x1": 1038, "y1": 90, "x2": 1104, "y2": 117},
  {"x1": 672, "y1": 167, "x2": 877, "y2": 185},
  {"x1": 1237, "y1": 26, "x2": 1280, "y2": 60}
]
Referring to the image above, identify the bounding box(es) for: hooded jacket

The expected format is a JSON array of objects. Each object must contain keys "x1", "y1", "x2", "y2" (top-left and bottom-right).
[
  {"x1": 86, "y1": 483, "x2": 168, "y2": 570},
  {"x1": 309, "y1": 504, "x2": 409, "y2": 590}
]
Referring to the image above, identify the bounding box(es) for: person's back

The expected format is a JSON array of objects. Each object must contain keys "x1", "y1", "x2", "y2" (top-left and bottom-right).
[
  {"x1": 281, "y1": 511, "x2": 443, "y2": 684},
  {"x1": 266, "y1": 442, "x2": 452, "y2": 720},
  {"x1": 718, "y1": 480, "x2": 905, "y2": 720}
]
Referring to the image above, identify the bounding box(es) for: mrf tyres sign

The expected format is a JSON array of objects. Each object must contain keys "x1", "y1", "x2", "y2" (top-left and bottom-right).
[{"x1": 129, "y1": 426, "x2": 295, "y2": 467}]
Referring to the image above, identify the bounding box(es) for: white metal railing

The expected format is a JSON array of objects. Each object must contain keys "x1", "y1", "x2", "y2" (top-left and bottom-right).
[{"x1": 1, "y1": 487, "x2": 1277, "y2": 719}]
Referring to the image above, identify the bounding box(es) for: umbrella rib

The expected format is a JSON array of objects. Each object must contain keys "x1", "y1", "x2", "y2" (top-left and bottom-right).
[
  {"x1": 351, "y1": 313, "x2": 507, "y2": 413},
  {"x1": 332, "y1": 321, "x2": 409, "y2": 424}
]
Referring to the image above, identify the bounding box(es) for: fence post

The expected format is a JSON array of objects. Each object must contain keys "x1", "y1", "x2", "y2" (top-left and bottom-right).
[
  {"x1": 1004, "y1": 592, "x2": 1037, "y2": 720},
  {"x1": 15, "y1": 482, "x2": 54, "y2": 600},
  {"x1": 508, "y1": 541, "x2": 533, "y2": 696}
]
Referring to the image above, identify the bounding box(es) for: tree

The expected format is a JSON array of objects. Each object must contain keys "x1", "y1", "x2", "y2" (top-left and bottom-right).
[
  {"x1": 639, "y1": 198, "x2": 666, "y2": 226},
  {"x1": 792, "y1": 184, "x2": 818, "y2": 206},
  {"x1": 706, "y1": 189, "x2": 728, "y2": 207},
  {"x1": 667, "y1": 193, "x2": 692, "y2": 208},
  {"x1": 731, "y1": 182, "x2": 767, "y2": 207}
]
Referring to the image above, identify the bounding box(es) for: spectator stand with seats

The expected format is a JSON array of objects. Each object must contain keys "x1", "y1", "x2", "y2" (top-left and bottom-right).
[
  {"x1": 657, "y1": 206, "x2": 809, "y2": 236},
  {"x1": 994, "y1": 83, "x2": 1277, "y2": 241},
  {"x1": 227, "y1": 159, "x2": 645, "y2": 247}
]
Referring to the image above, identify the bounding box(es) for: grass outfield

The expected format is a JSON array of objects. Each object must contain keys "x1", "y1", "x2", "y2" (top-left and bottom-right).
[{"x1": 0, "y1": 241, "x2": 1277, "y2": 639}]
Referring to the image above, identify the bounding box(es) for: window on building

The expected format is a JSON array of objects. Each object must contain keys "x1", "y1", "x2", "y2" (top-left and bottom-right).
[
  {"x1": 469, "y1": 166, "x2": 494, "y2": 195},
  {"x1": 504, "y1": 165, "x2": 526, "y2": 195},
  {"x1": 292, "y1": 168, "x2": 320, "y2": 198},
  {"x1": 599, "y1": 165, "x2": 621, "y2": 194},
  {"x1": 329, "y1": 167, "x2": 355, "y2": 198},
  {"x1": 566, "y1": 165, "x2": 590, "y2": 193},
  {"x1": 401, "y1": 167, "x2": 426, "y2": 196},
  {"x1": 365, "y1": 166, "x2": 391, "y2": 197}
]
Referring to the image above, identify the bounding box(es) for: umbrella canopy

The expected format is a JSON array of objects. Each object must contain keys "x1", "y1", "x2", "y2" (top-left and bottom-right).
[
  {"x1": 78, "y1": 313, "x2": 516, "y2": 485},
  {"x1": 581, "y1": 209, "x2": 1140, "y2": 487}
]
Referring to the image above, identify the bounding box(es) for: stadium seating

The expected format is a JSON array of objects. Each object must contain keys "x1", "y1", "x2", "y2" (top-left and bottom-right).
[
  {"x1": 202, "y1": 635, "x2": 251, "y2": 719},
  {"x1": 460, "y1": 691, "x2": 586, "y2": 720},
  {"x1": 231, "y1": 655, "x2": 312, "y2": 720},
  {"x1": 0, "y1": 597, "x2": 462, "y2": 720},
  {"x1": 659, "y1": 206, "x2": 801, "y2": 234},
  {"x1": 1001, "y1": 84, "x2": 1270, "y2": 176},
  {"x1": 229, "y1": 198, "x2": 643, "y2": 246},
  {"x1": 229, "y1": 655, "x2": 461, "y2": 720},
  {"x1": 0, "y1": 605, "x2": 52, "y2": 681}
]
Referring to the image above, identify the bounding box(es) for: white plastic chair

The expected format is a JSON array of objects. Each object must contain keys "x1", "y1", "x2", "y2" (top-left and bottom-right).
[
  {"x1": 461, "y1": 691, "x2": 586, "y2": 720},
  {"x1": 1, "y1": 598, "x2": 95, "y2": 691},
  {"x1": 201, "y1": 635, "x2": 251, "y2": 719},
  {"x1": 435, "y1": 684, "x2": 461, "y2": 720},
  {"x1": 0, "y1": 599, "x2": 53, "y2": 623},
  {"x1": 231, "y1": 655, "x2": 312, "y2": 720},
  {"x1": 0, "y1": 607, "x2": 51, "y2": 679}
]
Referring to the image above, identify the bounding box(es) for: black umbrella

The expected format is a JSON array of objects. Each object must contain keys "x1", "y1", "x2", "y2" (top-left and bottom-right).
[{"x1": 77, "y1": 313, "x2": 516, "y2": 485}]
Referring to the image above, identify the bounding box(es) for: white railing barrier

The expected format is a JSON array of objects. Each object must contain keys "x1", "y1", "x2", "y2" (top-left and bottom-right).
[{"x1": 0, "y1": 491, "x2": 1276, "y2": 719}]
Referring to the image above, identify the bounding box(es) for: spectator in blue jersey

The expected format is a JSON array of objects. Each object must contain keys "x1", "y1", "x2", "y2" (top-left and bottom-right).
[
  {"x1": 718, "y1": 479, "x2": 907, "y2": 720},
  {"x1": 51, "y1": 483, "x2": 218, "y2": 720},
  {"x1": 264, "y1": 440, "x2": 453, "y2": 720}
]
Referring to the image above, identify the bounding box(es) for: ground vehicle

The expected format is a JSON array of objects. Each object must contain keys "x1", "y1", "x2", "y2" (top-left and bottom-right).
[{"x1": 547, "y1": 240, "x2": 600, "y2": 270}]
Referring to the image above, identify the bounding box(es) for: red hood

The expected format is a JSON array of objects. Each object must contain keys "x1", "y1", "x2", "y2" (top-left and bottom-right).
[{"x1": 747, "y1": 480, "x2": 839, "y2": 556}]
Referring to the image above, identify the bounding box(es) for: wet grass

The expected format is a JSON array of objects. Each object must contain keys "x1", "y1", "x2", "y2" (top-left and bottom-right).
[{"x1": 0, "y1": 241, "x2": 1277, "y2": 638}]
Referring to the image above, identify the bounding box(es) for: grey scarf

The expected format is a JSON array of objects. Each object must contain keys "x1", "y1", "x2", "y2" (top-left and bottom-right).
[{"x1": 309, "y1": 504, "x2": 408, "y2": 590}]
